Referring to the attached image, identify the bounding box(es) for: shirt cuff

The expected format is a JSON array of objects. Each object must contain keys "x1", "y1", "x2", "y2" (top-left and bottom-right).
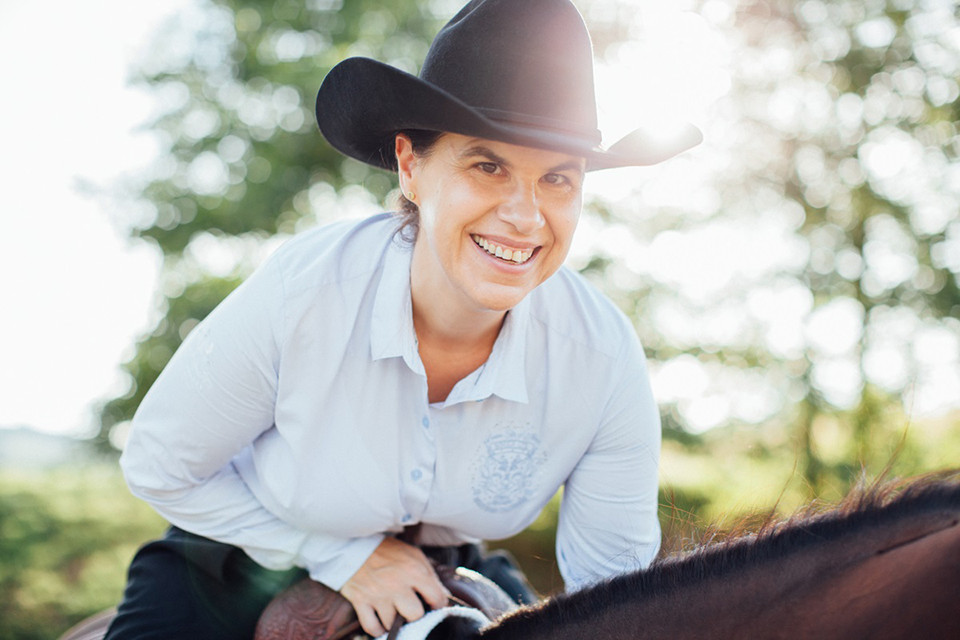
[{"x1": 299, "y1": 532, "x2": 386, "y2": 590}]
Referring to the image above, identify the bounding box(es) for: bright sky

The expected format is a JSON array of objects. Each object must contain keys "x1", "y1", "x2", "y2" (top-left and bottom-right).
[{"x1": 0, "y1": 0, "x2": 190, "y2": 436}]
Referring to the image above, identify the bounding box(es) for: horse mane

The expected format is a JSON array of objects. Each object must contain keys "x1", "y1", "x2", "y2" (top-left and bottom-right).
[{"x1": 485, "y1": 471, "x2": 960, "y2": 637}]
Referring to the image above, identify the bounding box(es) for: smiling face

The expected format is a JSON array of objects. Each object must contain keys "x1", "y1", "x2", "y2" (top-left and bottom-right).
[{"x1": 397, "y1": 132, "x2": 585, "y2": 323}]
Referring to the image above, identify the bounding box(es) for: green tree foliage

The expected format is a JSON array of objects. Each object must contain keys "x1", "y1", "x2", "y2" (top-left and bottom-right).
[
  {"x1": 732, "y1": 0, "x2": 960, "y2": 492},
  {"x1": 578, "y1": 0, "x2": 960, "y2": 498},
  {"x1": 96, "y1": 0, "x2": 449, "y2": 450},
  {"x1": 100, "y1": 0, "x2": 959, "y2": 500},
  {"x1": 136, "y1": 0, "x2": 448, "y2": 252}
]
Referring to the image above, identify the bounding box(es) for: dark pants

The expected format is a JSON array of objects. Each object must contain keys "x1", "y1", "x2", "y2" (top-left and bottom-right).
[{"x1": 105, "y1": 527, "x2": 536, "y2": 640}]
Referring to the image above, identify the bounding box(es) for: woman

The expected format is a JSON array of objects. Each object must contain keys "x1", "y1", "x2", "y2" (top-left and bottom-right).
[{"x1": 107, "y1": 0, "x2": 701, "y2": 638}]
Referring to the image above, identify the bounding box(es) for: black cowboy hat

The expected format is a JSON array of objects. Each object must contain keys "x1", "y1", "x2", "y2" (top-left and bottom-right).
[{"x1": 315, "y1": 0, "x2": 702, "y2": 172}]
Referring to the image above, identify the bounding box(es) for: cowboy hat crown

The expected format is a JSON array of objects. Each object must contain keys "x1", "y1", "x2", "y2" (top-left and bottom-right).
[{"x1": 315, "y1": 0, "x2": 701, "y2": 171}]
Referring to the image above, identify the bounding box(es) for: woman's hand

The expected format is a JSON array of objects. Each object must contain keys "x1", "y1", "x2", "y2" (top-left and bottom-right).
[{"x1": 340, "y1": 537, "x2": 451, "y2": 636}]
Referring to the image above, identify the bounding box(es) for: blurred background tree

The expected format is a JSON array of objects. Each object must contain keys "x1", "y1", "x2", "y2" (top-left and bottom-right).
[
  {"x1": 96, "y1": 0, "x2": 450, "y2": 450},
  {"x1": 608, "y1": 0, "x2": 960, "y2": 509},
  {"x1": 97, "y1": 0, "x2": 960, "y2": 494},
  {"x1": 566, "y1": 0, "x2": 960, "y2": 515}
]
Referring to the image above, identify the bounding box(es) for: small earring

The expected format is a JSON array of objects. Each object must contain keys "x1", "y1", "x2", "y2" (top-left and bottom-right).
[{"x1": 408, "y1": 191, "x2": 416, "y2": 201}]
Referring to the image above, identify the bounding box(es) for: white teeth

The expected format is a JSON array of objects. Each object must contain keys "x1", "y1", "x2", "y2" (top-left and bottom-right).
[{"x1": 472, "y1": 235, "x2": 533, "y2": 264}]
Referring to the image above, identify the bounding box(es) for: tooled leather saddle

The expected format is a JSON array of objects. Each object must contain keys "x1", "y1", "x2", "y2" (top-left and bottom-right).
[
  {"x1": 56, "y1": 564, "x2": 517, "y2": 640},
  {"x1": 254, "y1": 563, "x2": 519, "y2": 640}
]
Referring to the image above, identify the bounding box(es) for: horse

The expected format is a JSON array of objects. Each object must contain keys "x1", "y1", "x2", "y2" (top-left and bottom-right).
[
  {"x1": 58, "y1": 472, "x2": 960, "y2": 640},
  {"x1": 427, "y1": 472, "x2": 960, "y2": 639}
]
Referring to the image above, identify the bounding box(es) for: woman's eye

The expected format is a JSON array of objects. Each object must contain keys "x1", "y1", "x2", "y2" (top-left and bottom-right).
[
  {"x1": 477, "y1": 162, "x2": 500, "y2": 175},
  {"x1": 544, "y1": 173, "x2": 568, "y2": 186}
]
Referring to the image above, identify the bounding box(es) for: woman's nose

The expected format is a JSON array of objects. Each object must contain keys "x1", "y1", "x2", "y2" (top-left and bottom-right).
[{"x1": 498, "y1": 185, "x2": 545, "y2": 234}]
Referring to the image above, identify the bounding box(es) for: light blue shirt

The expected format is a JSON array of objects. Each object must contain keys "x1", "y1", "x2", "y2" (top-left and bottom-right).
[{"x1": 121, "y1": 213, "x2": 661, "y2": 591}]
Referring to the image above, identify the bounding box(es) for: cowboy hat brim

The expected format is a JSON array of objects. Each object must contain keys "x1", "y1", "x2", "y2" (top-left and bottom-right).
[{"x1": 316, "y1": 57, "x2": 702, "y2": 172}]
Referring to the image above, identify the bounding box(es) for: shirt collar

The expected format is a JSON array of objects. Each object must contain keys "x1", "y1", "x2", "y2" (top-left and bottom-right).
[
  {"x1": 370, "y1": 232, "x2": 530, "y2": 404},
  {"x1": 480, "y1": 298, "x2": 530, "y2": 404},
  {"x1": 445, "y1": 296, "x2": 531, "y2": 406},
  {"x1": 370, "y1": 235, "x2": 424, "y2": 375}
]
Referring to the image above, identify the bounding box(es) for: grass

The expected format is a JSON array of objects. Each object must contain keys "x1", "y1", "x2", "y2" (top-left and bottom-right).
[{"x1": 0, "y1": 464, "x2": 165, "y2": 640}]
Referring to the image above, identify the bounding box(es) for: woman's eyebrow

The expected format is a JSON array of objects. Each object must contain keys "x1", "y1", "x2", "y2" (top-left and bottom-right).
[
  {"x1": 460, "y1": 145, "x2": 585, "y2": 175},
  {"x1": 459, "y1": 145, "x2": 508, "y2": 165},
  {"x1": 549, "y1": 159, "x2": 586, "y2": 174}
]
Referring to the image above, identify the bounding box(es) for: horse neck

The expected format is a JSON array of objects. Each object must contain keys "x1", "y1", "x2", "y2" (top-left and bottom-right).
[{"x1": 476, "y1": 504, "x2": 960, "y2": 640}]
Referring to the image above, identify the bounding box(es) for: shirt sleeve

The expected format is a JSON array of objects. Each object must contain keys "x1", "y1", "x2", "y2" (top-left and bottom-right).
[
  {"x1": 555, "y1": 332, "x2": 662, "y2": 590},
  {"x1": 119, "y1": 256, "x2": 383, "y2": 589}
]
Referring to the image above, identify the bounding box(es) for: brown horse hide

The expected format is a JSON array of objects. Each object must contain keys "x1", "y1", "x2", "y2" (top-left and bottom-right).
[
  {"x1": 429, "y1": 475, "x2": 960, "y2": 640},
  {"x1": 773, "y1": 516, "x2": 960, "y2": 639}
]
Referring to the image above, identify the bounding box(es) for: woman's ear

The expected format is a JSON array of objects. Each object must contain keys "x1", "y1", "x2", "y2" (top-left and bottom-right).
[{"x1": 395, "y1": 133, "x2": 417, "y2": 193}]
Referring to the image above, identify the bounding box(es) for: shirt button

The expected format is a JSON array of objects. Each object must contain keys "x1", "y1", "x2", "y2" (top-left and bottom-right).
[
  {"x1": 410, "y1": 468, "x2": 423, "y2": 481},
  {"x1": 421, "y1": 416, "x2": 430, "y2": 428},
  {"x1": 401, "y1": 513, "x2": 412, "y2": 523}
]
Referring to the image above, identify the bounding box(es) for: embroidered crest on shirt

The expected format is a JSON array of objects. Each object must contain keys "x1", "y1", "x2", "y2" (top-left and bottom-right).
[{"x1": 472, "y1": 428, "x2": 543, "y2": 513}]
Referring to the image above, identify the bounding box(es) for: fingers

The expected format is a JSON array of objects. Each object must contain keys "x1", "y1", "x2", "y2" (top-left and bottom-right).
[
  {"x1": 351, "y1": 587, "x2": 425, "y2": 636},
  {"x1": 341, "y1": 538, "x2": 452, "y2": 636},
  {"x1": 394, "y1": 542, "x2": 452, "y2": 609},
  {"x1": 354, "y1": 604, "x2": 387, "y2": 638},
  {"x1": 394, "y1": 589, "x2": 426, "y2": 623},
  {"x1": 416, "y1": 571, "x2": 451, "y2": 611}
]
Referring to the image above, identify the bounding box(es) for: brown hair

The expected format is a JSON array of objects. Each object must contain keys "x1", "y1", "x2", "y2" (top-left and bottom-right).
[{"x1": 385, "y1": 129, "x2": 444, "y2": 241}]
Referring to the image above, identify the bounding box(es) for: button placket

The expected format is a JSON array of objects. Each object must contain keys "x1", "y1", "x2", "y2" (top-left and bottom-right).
[{"x1": 398, "y1": 403, "x2": 436, "y2": 527}]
